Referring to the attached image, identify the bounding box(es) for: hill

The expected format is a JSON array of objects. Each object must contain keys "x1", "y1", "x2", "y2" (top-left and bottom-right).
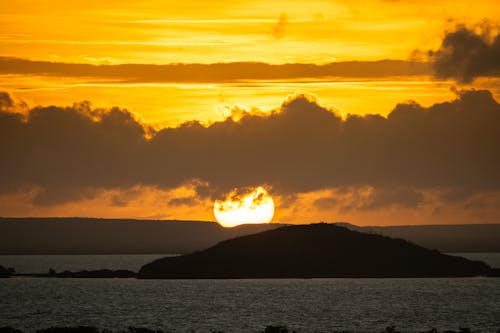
[{"x1": 138, "y1": 223, "x2": 491, "y2": 278}]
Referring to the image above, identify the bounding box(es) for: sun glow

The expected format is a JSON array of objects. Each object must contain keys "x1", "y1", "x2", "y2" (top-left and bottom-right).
[{"x1": 213, "y1": 186, "x2": 275, "y2": 228}]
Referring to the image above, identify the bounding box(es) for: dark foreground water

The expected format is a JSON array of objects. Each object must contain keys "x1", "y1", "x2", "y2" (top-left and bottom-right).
[
  {"x1": 1, "y1": 277, "x2": 499, "y2": 332},
  {"x1": 1, "y1": 254, "x2": 499, "y2": 332}
]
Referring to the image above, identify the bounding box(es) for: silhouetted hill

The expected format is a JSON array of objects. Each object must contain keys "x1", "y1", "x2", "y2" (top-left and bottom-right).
[{"x1": 138, "y1": 223, "x2": 491, "y2": 278}]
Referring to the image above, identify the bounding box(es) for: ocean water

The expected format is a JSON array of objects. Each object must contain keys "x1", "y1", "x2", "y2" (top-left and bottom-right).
[
  {"x1": 1, "y1": 254, "x2": 499, "y2": 332},
  {"x1": 1, "y1": 277, "x2": 499, "y2": 332}
]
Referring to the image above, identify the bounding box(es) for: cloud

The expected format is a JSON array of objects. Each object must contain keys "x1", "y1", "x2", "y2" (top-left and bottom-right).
[
  {"x1": 314, "y1": 186, "x2": 423, "y2": 212},
  {"x1": 0, "y1": 92, "x2": 14, "y2": 109},
  {"x1": 167, "y1": 196, "x2": 200, "y2": 207},
  {"x1": 1, "y1": 89, "x2": 499, "y2": 209},
  {"x1": 313, "y1": 197, "x2": 338, "y2": 210},
  {"x1": 0, "y1": 57, "x2": 430, "y2": 82},
  {"x1": 272, "y1": 13, "x2": 288, "y2": 39},
  {"x1": 0, "y1": 91, "x2": 27, "y2": 112},
  {"x1": 367, "y1": 187, "x2": 423, "y2": 209},
  {"x1": 430, "y1": 24, "x2": 500, "y2": 83}
]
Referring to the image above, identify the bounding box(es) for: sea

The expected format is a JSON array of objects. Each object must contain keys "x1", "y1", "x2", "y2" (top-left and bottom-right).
[{"x1": 1, "y1": 253, "x2": 499, "y2": 333}]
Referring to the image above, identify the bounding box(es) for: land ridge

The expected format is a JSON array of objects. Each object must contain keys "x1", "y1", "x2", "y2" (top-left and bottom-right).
[{"x1": 1, "y1": 218, "x2": 500, "y2": 254}]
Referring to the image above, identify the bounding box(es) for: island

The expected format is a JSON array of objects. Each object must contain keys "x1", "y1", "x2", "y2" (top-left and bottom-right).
[
  {"x1": 11, "y1": 269, "x2": 137, "y2": 279},
  {"x1": 138, "y1": 223, "x2": 491, "y2": 279},
  {"x1": 0, "y1": 264, "x2": 11, "y2": 278}
]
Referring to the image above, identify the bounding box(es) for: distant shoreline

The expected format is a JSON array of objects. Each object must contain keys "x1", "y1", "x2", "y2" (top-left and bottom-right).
[
  {"x1": 2, "y1": 219, "x2": 500, "y2": 254},
  {"x1": 3, "y1": 264, "x2": 500, "y2": 279}
]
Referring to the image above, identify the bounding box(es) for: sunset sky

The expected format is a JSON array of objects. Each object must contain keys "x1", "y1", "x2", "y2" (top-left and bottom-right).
[{"x1": 1, "y1": 0, "x2": 499, "y2": 225}]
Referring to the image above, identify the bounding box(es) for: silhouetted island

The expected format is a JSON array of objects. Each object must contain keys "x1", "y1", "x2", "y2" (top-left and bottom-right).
[
  {"x1": 0, "y1": 265, "x2": 11, "y2": 278},
  {"x1": 55, "y1": 269, "x2": 137, "y2": 278},
  {"x1": 138, "y1": 223, "x2": 491, "y2": 279},
  {"x1": 18, "y1": 269, "x2": 137, "y2": 278}
]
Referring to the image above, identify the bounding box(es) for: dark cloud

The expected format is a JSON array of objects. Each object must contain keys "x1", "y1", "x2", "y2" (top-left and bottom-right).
[
  {"x1": 314, "y1": 187, "x2": 423, "y2": 213},
  {"x1": 167, "y1": 196, "x2": 199, "y2": 207},
  {"x1": 430, "y1": 25, "x2": 500, "y2": 83},
  {"x1": 214, "y1": 187, "x2": 267, "y2": 210},
  {"x1": 1, "y1": 89, "x2": 499, "y2": 208},
  {"x1": 0, "y1": 57, "x2": 430, "y2": 83},
  {"x1": 109, "y1": 187, "x2": 144, "y2": 207},
  {"x1": 0, "y1": 91, "x2": 26, "y2": 112},
  {"x1": 0, "y1": 92, "x2": 14, "y2": 109},
  {"x1": 0, "y1": 101, "x2": 148, "y2": 204},
  {"x1": 363, "y1": 187, "x2": 423, "y2": 210}
]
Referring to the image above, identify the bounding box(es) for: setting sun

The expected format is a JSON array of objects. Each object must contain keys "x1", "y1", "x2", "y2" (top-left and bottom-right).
[{"x1": 213, "y1": 186, "x2": 274, "y2": 228}]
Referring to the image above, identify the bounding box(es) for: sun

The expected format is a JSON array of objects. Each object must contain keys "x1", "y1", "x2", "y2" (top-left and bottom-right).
[{"x1": 213, "y1": 186, "x2": 275, "y2": 228}]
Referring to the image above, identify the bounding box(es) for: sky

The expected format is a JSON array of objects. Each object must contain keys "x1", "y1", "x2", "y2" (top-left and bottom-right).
[{"x1": 1, "y1": 0, "x2": 500, "y2": 225}]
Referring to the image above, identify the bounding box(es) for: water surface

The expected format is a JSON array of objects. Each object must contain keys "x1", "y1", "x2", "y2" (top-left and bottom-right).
[
  {"x1": 1, "y1": 254, "x2": 499, "y2": 332},
  {"x1": 1, "y1": 277, "x2": 499, "y2": 332}
]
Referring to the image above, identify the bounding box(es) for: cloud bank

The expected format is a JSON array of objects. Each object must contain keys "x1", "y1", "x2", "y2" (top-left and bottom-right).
[
  {"x1": 1, "y1": 89, "x2": 499, "y2": 209},
  {"x1": 0, "y1": 57, "x2": 430, "y2": 82}
]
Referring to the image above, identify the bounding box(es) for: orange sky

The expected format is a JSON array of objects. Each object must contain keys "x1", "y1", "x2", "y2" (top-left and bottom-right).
[
  {"x1": 1, "y1": 0, "x2": 500, "y2": 225},
  {"x1": 2, "y1": 0, "x2": 499, "y2": 64}
]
